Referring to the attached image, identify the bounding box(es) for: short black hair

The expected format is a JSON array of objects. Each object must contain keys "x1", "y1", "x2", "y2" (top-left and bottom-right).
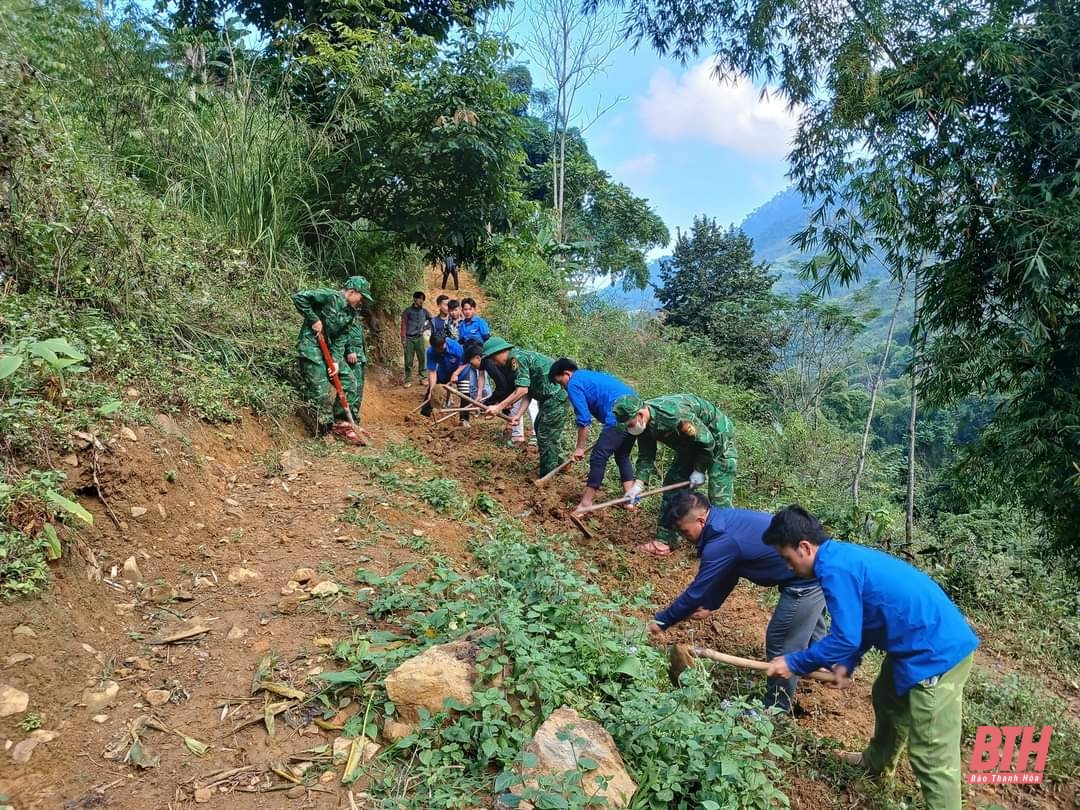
[
  {"x1": 413, "y1": 291, "x2": 426, "y2": 301},
  {"x1": 463, "y1": 341, "x2": 484, "y2": 361},
  {"x1": 429, "y1": 330, "x2": 447, "y2": 349},
  {"x1": 461, "y1": 297, "x2": 477, "y2": 308},
  {"x1": 661, "y1": 491, "x2": 710, "y2": 529},
  {"x1": 547, "y1": 358, "x2": 578, "y2": 384},
  {"x1": 436, "y1": 294, "x2": 449, "y2": 304},
  {"x1": 448, "y1": 299, "x2": 460, "y2": 310},
  {"x1": 762, "y1": 505, "x2": 828, "y2": 549}
]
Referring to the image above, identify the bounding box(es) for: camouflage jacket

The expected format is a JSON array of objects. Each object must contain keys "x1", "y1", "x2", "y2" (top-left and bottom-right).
[
  {"x1": 509, "y1": 348, "x2": 567, "y2": 403},
  {"x1": 634, "y1": 394, "x2": 736, "y2": 484},
  {"x1": 293, "y1": 289, "x2": 366, "y2": 364}
]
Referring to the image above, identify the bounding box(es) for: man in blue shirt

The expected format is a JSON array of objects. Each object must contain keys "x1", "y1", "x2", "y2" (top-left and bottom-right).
[
  {"x1": 421, "y1": 331, "x2": 465, "y2": 417},
  {"x1": 647, "y1": 493, "x2": 826, "y2": 713},
  {"x1": 458, "y1": 298, "x2": 490, "y2": 345},
  {"x1": 763, "y1": 506, "x2": 978, "y2": 810},
  {"x1": 548, "y1": 359, "x2": 639, "y2": 514}
]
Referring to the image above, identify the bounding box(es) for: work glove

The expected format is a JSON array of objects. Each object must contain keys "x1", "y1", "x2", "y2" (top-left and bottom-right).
[
  {"x1": 627, "y1": 481, "x2": 644, "y2": 505},
  {"x1": 689, "y1": 471, "x2": 706, "y2": 488}
]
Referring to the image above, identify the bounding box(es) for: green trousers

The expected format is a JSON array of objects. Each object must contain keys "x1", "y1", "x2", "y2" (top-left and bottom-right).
[
  {"x1": 298, "y1": 356, "x2": 363, "y2": 430},
  {"x1": 404, "y1": 336, "x2": 426, "y2": 380},
  {"x1": 655, "y1": 451, "x2": 736, "y2": 548},
  {"x1": 863, "y1": 653, "x2": 974, "y2": 810},
  {"x1": 534, "y1": 397, "x2": 569, "y2": 477}
]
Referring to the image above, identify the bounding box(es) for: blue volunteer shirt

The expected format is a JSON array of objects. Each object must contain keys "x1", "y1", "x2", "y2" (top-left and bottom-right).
[
  {"x1": 426, "y1": 338, "x2": 465, "y2": 381},
  {"x1": 458, "y1": 316, "x2": 490, "y2": 345},
  {"x1": 655, "y1": 508, "x2": 815, "y2": 628},
  {"x1": 785, "y1": 540, "x2": 979, "y2": 696},
  {"x1": 566, "y1": 369, "x2": 635, "y2": 429}
]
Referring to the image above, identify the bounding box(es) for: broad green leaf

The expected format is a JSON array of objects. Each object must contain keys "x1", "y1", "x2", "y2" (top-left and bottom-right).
[
  {"x1": 46, "y1": 489, "x2": 93, "y2": 525},
  {"x1": 315, "y1": 669, "x2": 367, "y2": 686},
  {"x1": 34, "y1": 338, "x2": 86, "y2": 360},
  {"x1": 41, "y1": 523, "x2": 62, "y2": 560},
  {"x1": 0, "y1": 354, "x2": 23, "y2": 380},
  {"x1": 615, "y1": 656, "x2": 643, "y2": 679},
  {"x1": 98, "y1": 399, "x2": 123, "y2": 415},
  {"x1": 27, "y1": 343, "x2": 58, "y2": 363}
]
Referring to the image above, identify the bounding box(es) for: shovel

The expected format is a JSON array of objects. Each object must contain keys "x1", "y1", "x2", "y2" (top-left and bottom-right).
[
  {"x1": 668, "y1": 643, "x2": 838, "y2": 686},
  {"x1": 316, "y1": 332, "x2": 371, "y2": 445}
]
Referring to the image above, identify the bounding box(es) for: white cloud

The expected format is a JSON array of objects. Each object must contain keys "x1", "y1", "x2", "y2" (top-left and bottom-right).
[
  {"x1": 614, "y1": 152, "x2": 658, "y2": 178},
  {"x1": 638, "y1": 60, "x2": 799, "y2": 159}
]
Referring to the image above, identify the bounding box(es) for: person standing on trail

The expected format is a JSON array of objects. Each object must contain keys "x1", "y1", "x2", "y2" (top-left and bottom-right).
[
  {"x1": 422, "y1": 330, "x2": 466, "y2": 418},
  {"x1": 431, "y1": 295, "x2": 450, "y2": 336},
  {"x1": 458, "y1": 298, "x2": 490, "y2": 346},
  {"x1": 612, "y1": 393, "x2": 737, "y2": 558},
  {"x1": 646, "y1": 492, "x2": 826, "y2": 714},
  {"x1": 447, "y1": 339, "x2": 485, "y2": 429},
  {"x1": 481, "y1": 337, "x2": 569, "y2": 476},
  {"x1": 441, "y1": 254, "x2": 459, "y2": 290},
  {"x1": 445, "y1": 299, "x2": 462, "y2": 341},
  {"x1": 292, "y1": 276, "x2": 373, "y2": 445},
  {"x1": 401, "y1": 291, "x2": 431, "y2": 388},
  {"x1": 764, "y1": 505, "x2": 978, "y2": 810},
  {"x1": 548, "y1": 359, "x2": 639, "y2": 516}
]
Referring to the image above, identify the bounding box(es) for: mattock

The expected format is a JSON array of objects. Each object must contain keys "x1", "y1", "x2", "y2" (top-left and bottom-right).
[{"x1": 567, "y1": 481, "x2": 692, "y2": 537}]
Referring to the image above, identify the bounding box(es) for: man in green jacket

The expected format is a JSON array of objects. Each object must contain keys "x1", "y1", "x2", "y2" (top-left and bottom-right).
[
  {"x1": 612, "y1": 393, "x2": 737, "y2": 557},
  {"x1": 481, "y1": 337, "x2": 569, "y2": 476},
  {"x1": 293, "y1": 276, "x2": 373, "y2": 445}
]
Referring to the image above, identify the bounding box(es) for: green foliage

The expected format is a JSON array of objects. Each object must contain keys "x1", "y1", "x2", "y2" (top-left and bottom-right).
[
  {"x1": 330, "y1": 513, "x2": 789, "y2": 808},
  {"x1": 172, "y1": 0, "x2": 499, "y2": 42},
  {"x1": 0, "y1": 470, "x2": 89, "y2": 599},
  {"x1": 619, "y1": 0, "x2": 1080, "y2": 550},
  {"x1": 656, "y1": 218, "x2": 785, "y2": 388},
  {"x1": 304, "y1": 26, "x2": 527, "y2": 263}
]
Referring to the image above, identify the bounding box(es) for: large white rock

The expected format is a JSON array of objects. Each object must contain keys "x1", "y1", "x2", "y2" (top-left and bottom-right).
[
  {"x1": 384, "y1": 628, "x2": 497, "y2": 727},
  {"x1": 0, "y1": 684, "x2": 29, "y2": 717},
  {"x1": 512, "y1": 706, "x2": 637, "y2": 809}
]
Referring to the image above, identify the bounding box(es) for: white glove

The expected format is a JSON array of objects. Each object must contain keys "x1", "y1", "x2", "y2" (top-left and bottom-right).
[
  {"x1": 627, "y1": 482, "x2": 644, "y2": 505},
  {"x1": 689, "y1": 471, "x2": 706, "y2": 488}
]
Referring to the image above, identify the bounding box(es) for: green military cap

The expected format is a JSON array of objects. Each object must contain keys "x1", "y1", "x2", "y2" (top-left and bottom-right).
[
  {"x1": 343, "y1": 276, "x2": 373, "y2": 300},
  {"x1": 612, "y1": 394, "x2": 646, "y2": 424},
  {"x1": 482, "y1": 336, "x2": 515, "y2": 358}
]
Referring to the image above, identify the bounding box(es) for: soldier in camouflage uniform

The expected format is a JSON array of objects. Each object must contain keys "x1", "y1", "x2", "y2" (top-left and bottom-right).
[
  {"x1": 293, "y1": 276, "x2": 372, "y2": 444},
  {"x1": 481, "y1": 337, "x2": 569, "y2": 476},
  {"x1": 612, "y1": 393, "x2": 737, "y2": 557}
]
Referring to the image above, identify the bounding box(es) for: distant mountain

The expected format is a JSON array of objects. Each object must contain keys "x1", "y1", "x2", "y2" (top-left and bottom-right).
[{"x1": 596, "y1": 186, "x2": 893, "y2": 311}]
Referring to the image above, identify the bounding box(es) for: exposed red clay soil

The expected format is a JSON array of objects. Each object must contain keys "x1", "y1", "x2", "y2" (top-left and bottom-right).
[{"x1": 1, "y1": 268, "x2": 1072, "y2": 809}]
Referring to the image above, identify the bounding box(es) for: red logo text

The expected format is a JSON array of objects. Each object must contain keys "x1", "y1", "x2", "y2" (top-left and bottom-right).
[{"x1": 967, "y1": 726, "x2": 1052, "y2": 784}]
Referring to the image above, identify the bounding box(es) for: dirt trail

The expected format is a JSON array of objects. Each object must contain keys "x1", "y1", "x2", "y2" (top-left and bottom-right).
[{"x1": 0, "y1": 276, "x2": 1067, "y2": 809}]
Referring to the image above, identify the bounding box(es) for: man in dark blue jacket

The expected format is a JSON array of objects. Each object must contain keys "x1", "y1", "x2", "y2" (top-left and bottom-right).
[
  {"x1": 763, "y1": 505, "x2": 978, "y2": 810},
  {"x1": 647, "y1": 492, "x2": 826, "y2": 713},
  {"x1": 548, "y1": 359, "x2": 638, "y2": 515}
]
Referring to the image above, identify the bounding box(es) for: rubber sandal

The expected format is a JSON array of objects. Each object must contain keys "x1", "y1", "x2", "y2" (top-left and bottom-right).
[{"x1": 635, "y1": 541, "x2": 672, "y2": 558}]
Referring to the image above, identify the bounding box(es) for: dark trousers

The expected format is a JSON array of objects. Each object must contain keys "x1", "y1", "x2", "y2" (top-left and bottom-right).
[
  {"x1": 441, "y1": 267, "x2": 459, "y2": 289},
  {"x1": 586, "y1": 425, "x2": 637, "y2": 489},
  {"x1": 764, "y1": 582, "x2": 828, "y2": 712}
]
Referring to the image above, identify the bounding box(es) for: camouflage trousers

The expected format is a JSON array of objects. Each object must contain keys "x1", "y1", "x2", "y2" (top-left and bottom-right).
[
  {"x1": 863, "y1": 653, "x2": 974, "y2": 810},
  {"x1": 534, "y1": 397, "x2": 569, "y2": 477},
  {"x1": 655, "y1": 450, "x2": 737, "y2": 548},
  {"x1": 298, "y1": 356, "x2": 364, "y2": 431}
]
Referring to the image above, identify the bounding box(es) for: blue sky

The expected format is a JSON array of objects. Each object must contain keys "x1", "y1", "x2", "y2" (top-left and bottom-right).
[{"x1": 498, "y1": 5, "x2": 799, "y2": 255}]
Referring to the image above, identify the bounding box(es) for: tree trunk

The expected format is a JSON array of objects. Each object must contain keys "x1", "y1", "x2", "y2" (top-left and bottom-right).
[
  {"x1": 853, "y1": 275, "x2": 907, "y2": 504},
  {"x1": 905, "y1": 265, "x2": 920, "y2": 546},
  {"x1": 96, "y1": 0, "x2": 105, "y2": 19}
]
